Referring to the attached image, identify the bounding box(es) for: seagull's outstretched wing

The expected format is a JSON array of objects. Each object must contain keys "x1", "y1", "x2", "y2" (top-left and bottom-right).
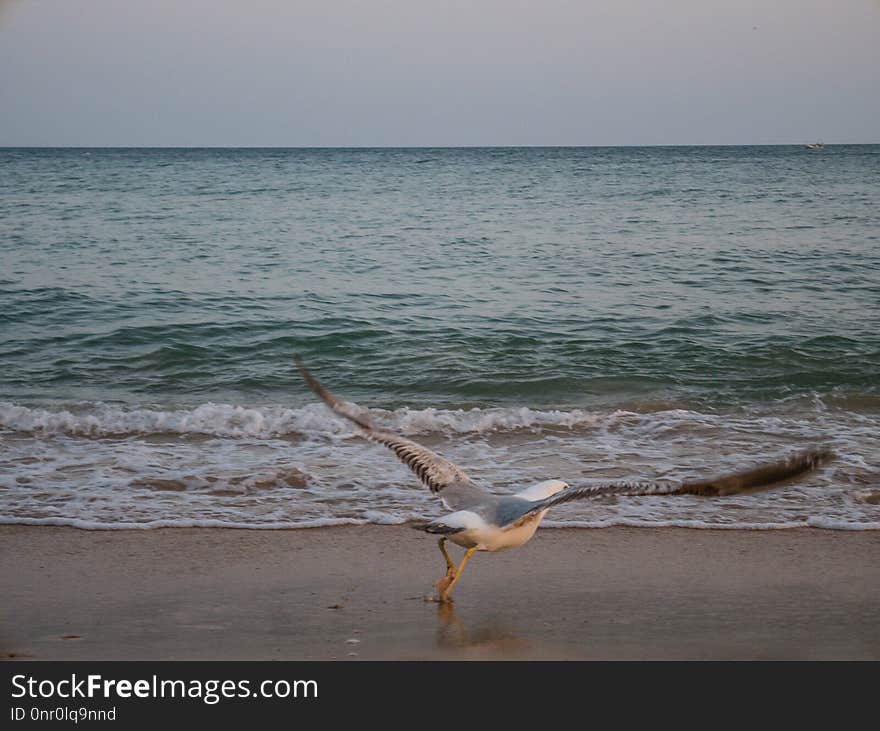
[
  {"x1": 295, "y1": 355, "x2": 491, "y2": 510},
  {"x1": 518, "y1": 447, "x2": 833, "y2": 518}
]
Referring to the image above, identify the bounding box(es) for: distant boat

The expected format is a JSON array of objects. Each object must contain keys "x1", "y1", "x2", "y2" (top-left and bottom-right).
[{"x1": 804, "y1": 142, "x2": 825, "y2": 150}]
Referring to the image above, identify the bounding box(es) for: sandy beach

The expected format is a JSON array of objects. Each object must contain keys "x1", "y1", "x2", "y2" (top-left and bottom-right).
[{"x1": 1, "y1": 524, "x2": 878, "y2": 660}]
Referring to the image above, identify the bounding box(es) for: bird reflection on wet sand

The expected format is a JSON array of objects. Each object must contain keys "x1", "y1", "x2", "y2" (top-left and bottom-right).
[{"x1": 434, "y1": 602, "x2": 532, "y2": 656}]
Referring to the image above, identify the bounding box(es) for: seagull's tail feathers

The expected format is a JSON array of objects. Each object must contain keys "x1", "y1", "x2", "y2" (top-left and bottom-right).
[{"x1": 411, "y1": 521, "x2": 467, "y2": 535}]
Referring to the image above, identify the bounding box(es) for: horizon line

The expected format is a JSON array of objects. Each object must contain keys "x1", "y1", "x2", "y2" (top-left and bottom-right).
[{"x1": 1, "y1": 141, "x2": 877, "y2": 150}]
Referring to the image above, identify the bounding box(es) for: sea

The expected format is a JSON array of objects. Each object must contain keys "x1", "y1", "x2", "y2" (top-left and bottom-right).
[{"x1": 1, "y1": 146, "x2": 878, "y2": 531}]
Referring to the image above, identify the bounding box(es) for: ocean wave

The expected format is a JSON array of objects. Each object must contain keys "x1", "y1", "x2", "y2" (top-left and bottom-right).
[
  {"x1": 0, "y1": 515, "x2": 373, "y2": 530},
  {"x1": 0, "y1": 400, "x2": 622, "y2": 438},
  {"x1": 0, "y1": 397, "x2": 874, "y2": 444},
  {"x1": 542, "y1": 518, "x2": 880, "y2": 531},
  {"x1": 1, "y1": 397, "x2": 877, "y2": 532}
]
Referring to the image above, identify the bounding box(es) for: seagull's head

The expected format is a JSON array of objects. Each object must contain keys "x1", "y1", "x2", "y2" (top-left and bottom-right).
[{"x1": 517, "y1": 479, "x2": 569, "y2": 501}]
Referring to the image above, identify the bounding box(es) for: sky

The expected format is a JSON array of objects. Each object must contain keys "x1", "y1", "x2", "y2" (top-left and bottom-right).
[{"x1": 1, "y1": 0, "x2": 878, "y2": 147}]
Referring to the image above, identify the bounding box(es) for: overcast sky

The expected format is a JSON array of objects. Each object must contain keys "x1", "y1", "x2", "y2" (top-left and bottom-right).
[{"x1": 1, "y1": 0, "x2": 878, "y2": 146}]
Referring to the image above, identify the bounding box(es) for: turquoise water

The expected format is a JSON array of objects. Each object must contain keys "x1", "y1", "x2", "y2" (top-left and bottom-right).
[{"x1": 1, "y1": 146, "x2": 879, "y2": 529}]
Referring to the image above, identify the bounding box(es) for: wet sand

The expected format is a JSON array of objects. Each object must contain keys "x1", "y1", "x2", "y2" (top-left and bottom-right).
[{"x1": 1, "y1": 524, "x2": 878, "y2": 660}]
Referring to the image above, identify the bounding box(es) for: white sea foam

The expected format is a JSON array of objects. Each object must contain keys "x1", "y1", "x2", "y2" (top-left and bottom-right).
[
  {"x1": 1, "y1": 399, "x2": 878, "y2": 531},
  {"x1": 543, "y1": 518, "x2": 880, "y2": 531},
  {"x1": 0, "y1": 515, "x2": 373, "y2": 530},
  {"x1": 0, "y1": 401, "x2": 614, "y2": 438},
  {"x1": 3, "y1": 515, "x2": 878, "y2": 531}
]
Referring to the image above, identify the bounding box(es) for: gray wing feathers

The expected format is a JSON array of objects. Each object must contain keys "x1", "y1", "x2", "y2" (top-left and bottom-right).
[
  {"x1": 294, "y1": 355, "x2": 376, "y2": 432},
  {"x1": 294, "y1": 356, "x2": 482, "y2": 503},
  {"x1": 534, "y1": 479, "x2": 683, "y2": 511},
  {"x1": 678, "y1": 447, "x2": 833, "y2": 496},
  {"x1": 367, "y1": 430, "x2": 472, "y2": 496},
  {"x1": 527, "y1": 447, "x2": 834, "y2": 516}
]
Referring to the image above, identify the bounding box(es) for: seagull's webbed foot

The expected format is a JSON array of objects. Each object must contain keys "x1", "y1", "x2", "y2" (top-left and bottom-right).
[{"x1": 433, "y1": 575, "x2": 455, "y2": 603}]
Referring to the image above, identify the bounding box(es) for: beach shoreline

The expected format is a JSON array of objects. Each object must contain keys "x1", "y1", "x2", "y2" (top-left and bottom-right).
[{"x1": 2, "y1": 524, "x2": 878, "y2": 660}]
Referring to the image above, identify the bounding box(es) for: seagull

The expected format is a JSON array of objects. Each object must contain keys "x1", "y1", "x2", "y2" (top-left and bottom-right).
[{"x1": 294, "y1": 356, "x2": 833, "y2": 603}]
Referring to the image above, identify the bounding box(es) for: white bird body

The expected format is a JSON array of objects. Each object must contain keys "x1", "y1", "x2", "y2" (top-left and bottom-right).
[
  {"x1": 441, "y1": 508, "x2": 545, "y2": 551},
  {"x1": 441, "y1": 480, "x2": 569, "y2": 551}
]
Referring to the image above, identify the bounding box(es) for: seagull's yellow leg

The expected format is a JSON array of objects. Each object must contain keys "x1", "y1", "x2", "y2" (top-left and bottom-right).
[
  {"x1": 438, "y1": 537, "x2": 455, "y2": 576},
  {"x1": 432, "y1": 538, "x2": 456, "y2": 600},
  {"x1": 435, "y1": 547, "x2": 477, "y2": 603}
]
